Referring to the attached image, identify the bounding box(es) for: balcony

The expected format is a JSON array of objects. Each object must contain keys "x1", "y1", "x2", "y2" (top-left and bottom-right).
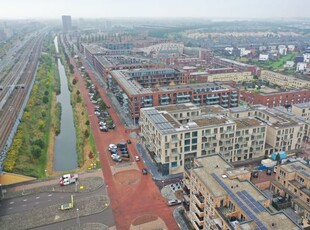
[
  {"x1": 230, "y1": 102, "x2": 238, "y2": 107},
  {"x1": 222, "y1": 103, "x2": 228, "y2": 108},
  {"x1": 177, "y1": 98, "x2": 191, "y2": 103},
  {"x1": 207, "y1": 100, "x2": 220, "y2": 105},
  {"x1": 207, "y1": 95, "x2": 220, "y2": 99},
  {"x1": 192, "y1": 213, "x2": 204, "y2": 227},
  {"x1": 193, "y1": 193, "x2": 205, "y2": 209},
  {"x1": 160, "y1": 100, "x2": 170, "y2": 105},
  {"x1": 144, "y1": 98, "x2": 153, "y2": 102},
  {"x1": 222, "y1": 94, "x2": 228, "y2": 98},
  {"x1": 160, "y1": 95, "x2": 169, "y2": 100},
  {"x1": 222, "y1": 98, "x2": 228, "y2": 103},
  {"x1": 193, "y1": 97, "x2": 201, "y2": 101},
  {"x1": 143, "y1": 103, "x2": 153, "y2": 107},
  {"x1": 230, "y1": 98, "x2": 238, "y2": 102},
  {"x1": 177, "y1": 94, "x2": 190, "y2": 98},
  {"x1": 192, "y1": 203, "x2": 205, "y2": 218}
]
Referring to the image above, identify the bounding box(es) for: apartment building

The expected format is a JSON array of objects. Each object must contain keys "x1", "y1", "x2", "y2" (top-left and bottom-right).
[
  {"x1": 260, "y1": 70, "x2": 310, "y2": 89},
  {"x1": 111, "y1": 70, "x2": 239, "y2": 119},
  {"x1": 184, "y1": 155, "x2": 300, "y2": 230},
  {"x1": 250, "y1": 105, "x2": 304, "y2": 153},
  {"x1": 207, "y1": 71, "x2": 253, "y2": 83},
  {"x1": 271, "y1": 161, "x2": 310, "y2": 225},
  {"x1": 140, "y1": 103, "x2": 266, "y2": 175},
  {"x1": 93, "y1": 55, "x2": 156, "y2": 80},
  {"x1": 212, "y1": 57, "x2": 259, "y2": 75},
  {"x1": 292, "y1": 103, "x2": 310, "y2": 120},
  {"x1": 240, "y1": 89, "x2": 310, "y2": 108}
]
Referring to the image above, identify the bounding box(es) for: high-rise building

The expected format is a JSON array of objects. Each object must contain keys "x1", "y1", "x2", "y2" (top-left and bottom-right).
[{"x1": 62, "y1": 15, "x2": 72, "y2": 32}]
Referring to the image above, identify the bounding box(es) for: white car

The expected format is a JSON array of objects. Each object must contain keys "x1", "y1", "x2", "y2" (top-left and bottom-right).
[
  {"x1": 111, "y1": 154, "x2": 122, "y2": 162},
  {"x1": 99, "y1": 121, "x2": 106, "y2": 126},
  {"x1": 135, "y1": 156, "x2": 140, "y2": 161},
  {"x1": 108, "y1": 144, "x2": 117, "y2": 151}
]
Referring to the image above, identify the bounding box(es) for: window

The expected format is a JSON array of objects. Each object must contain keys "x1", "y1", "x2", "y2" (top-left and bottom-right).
[
  {"x1": 185, "y1": 132, "x2": 190, "y2": 138},
  {"x1": 165, "y1": 143, "x2": 169, "y2": 149},
  {"x1": 191, "y1": 145, "x2": 197, "y2": 151},
  {"x1": 184, "y1": 139, "x2": 190, "y2": 145},
  {"x1": 192, "y1": 131, "x2": 198, "y2": 137},
  {"x1": 171, "y1": 162, "x2": 178, "y2": 167},
  {"x1": 192, "y1": 138, "x2": 197, "y2": 144},
  {"x1": 184, "y1": 146, "x2": 190, "y2": 152}
]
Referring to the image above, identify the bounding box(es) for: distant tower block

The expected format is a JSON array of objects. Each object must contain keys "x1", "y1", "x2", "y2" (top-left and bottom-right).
[{"x1": 62, "y1": 15, "x2": 72, "y2": 32}]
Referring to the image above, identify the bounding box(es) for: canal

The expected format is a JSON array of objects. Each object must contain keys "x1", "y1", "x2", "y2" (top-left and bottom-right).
[{"x1": 53, "y1": 36, "x2": 77, "y2": 171}]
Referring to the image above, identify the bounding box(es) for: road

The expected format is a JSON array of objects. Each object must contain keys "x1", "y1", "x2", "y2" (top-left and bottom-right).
[
  {"x1": 32, "y1": 208, "x2": 114, "y2": 230},
  {"x1": 61, "y1": 33, "x2": 179, "y2": 229}
]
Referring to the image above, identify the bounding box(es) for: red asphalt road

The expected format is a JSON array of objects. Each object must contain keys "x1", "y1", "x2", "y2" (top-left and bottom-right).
[{"x1": 71, "y1": 58, "x2": 179, "y2": 230}]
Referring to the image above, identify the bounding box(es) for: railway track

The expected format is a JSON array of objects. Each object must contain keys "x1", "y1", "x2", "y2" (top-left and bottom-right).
[{"x1": 0, "y1": 31, "x2": 45, "y2": 170}]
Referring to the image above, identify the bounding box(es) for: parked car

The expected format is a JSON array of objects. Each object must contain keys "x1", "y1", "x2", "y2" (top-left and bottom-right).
[
  {"x1": 142, "y1": 168, "x2": 148, "y2": 175},
  {"x1": 110, "y1": 148, "x2": 118, "y2": 154},
  {"x1": 119, "y1": 147, "x2": 127, "y2": 152},
  {"x1": 99, "y1": 126, "x2": 108, "y2": 132},
  {"x1": 108, "y1": 124, "x2": 115, "y2": 129},
  {"x1": 127, "y1": 139, "x2": 132, "y2": 144},
  {"x1": 167, "y1": 199, "x2": 182, "y2": 206},
  {"x1": 135, "y1": 156, "x2": 140, "y2": 161},
  {"x1": 120, "y1": 153, "x2": 130, "y2": 158},
  {"x1": 117, "y1": 143, "x2": 127, "y2": 148},
  {"x1": 59, "y1": 174, "x2": 78, "y2": 186},
  {"x1": 108, "y1": 144, "x2": 117, "y2": 151},
  {"x1": 111, "y1": 154, "x2": 121, "y2": 162}
]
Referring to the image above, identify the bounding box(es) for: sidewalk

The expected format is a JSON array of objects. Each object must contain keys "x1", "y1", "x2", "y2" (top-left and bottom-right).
[{"x1": 136, "y1": 142, "x2": 182, "y2": 181}]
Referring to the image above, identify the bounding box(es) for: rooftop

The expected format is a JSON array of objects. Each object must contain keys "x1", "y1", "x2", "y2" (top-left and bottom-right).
[
  {"x1": 193, "y1": 116, "x2": 231, "y2": 127},
  {"x1": 192, "y1": 155, "x2": 300, "y2": 230},
  {"x1": 293, "y1": 102, "x2": 310, "y2": 109},
  {"x1": 234, "y1": 117, "x2": 263, "y2": 129},
  {"x1": 280, "y1": 161, "x2": 310, "y2": 177}
]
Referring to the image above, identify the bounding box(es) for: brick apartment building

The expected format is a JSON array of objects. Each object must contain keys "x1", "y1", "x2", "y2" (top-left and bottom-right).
[
  {"x1": 110, "y1": 69, "x2": 239, "y2": 119},
  {"x1": 240, "y1": 89, "x2": 310, "y2": 108}
]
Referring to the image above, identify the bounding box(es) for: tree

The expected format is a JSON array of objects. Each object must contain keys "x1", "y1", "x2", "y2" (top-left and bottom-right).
[
  {"x1": 42, "y1": 96, "x2": 49, "y2": 104},
  {"x1": 72, "y1": 78, "x2": 78, "y2": 85}
]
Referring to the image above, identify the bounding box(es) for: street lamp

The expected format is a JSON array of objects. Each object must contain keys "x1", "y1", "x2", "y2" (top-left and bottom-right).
[{"x1": 76, "y1": 208, "x2": 81, "y2": 228}]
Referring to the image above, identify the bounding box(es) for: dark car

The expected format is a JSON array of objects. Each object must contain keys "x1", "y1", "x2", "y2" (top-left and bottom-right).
[
  {"x1": 142, "y1": 168, "x2": 148, "y2": 175},
  {"x1": 108, "y1": 124, "x2": 115, "y2": 129},
  {"x1": 120, "y1": 153, "x2": 130, "y2": 158},
  {"x1": 127, "y1": 139, "x2": 131, "y2": 144},
  {"x1": 117, "y1": 143, "x2": 127, "y2": 148},
  {"x1": 110, "y1": 148, "x2": 118, "y2": 154}
]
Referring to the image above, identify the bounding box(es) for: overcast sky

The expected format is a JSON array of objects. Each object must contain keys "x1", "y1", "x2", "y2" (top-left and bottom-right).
[{"x1": 1, "y1": 0, "x2": 309, "y2": 19}]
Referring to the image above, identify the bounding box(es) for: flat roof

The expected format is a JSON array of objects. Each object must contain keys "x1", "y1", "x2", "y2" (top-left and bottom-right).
[
  {"x1": 293, "y1": 102, "x2": 310, "y2": 109},
  {"x1": 156, "y1": 103, "x2": 198, "y2": 113},
  {"x1": 215, "y1": 57, "x2": 254, "y2": 67},
  {"x1": 280, "y1": 161, "x2": 310, "y2": 176},
  {"x1": 234, "y1": 117, "x2": 264, "y2": 129},
  {"x1": 192, "y1": 155, "x2": 300, "y2": 230},
  {"x1": 201, "y1": 105, "x2": 226, "y2": 115},
  {"x1": 193, "y1": 116, "x2": 232, "y2": 127}
]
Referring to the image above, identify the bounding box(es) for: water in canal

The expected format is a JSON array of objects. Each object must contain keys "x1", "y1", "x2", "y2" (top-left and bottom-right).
[{"x1": 54, "y1": 36, "x2": 78, "y2": 171}]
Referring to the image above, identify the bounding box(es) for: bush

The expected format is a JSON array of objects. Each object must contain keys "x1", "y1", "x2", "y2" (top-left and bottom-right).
[
  {"x1": 72, "y1": 78, "x2": 78, "y2": 85},
  {"x1": 43, "y1": 96, "x2": 49, "y2": 104}
]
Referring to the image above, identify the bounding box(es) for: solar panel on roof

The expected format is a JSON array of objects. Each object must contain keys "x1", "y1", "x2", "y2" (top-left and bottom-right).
[
  {"x1": 291, "y1": 164, "x2": 302, "y2": 170},
  {"x1": 301, "y1": 170, "x2": 310, "y2": 178}
]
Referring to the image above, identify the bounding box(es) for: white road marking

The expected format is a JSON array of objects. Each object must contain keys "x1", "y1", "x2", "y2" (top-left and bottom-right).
[
  {"x1": 48, "y1": 199, "x2": 52, "y2": 202},
  {"x1": 9, "y1": 202, "x2": 14, "y2": 205},
  {"x1": 23, "y1": 199, "x2": 27, "y2": 202},
  {"x1": 48, "y1": 194, "x2": 52, "y2": 197},
  {"x1": 22, "y1": 204, "x2": 27, "y2": 207},
  {"x1": 36, "y1": 197, "x2": 40, "y2": 199}
]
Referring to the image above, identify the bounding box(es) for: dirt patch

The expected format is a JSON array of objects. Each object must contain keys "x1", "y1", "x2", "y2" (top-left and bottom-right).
[
  {"x1": 114, "y1": 170, "x2": 140, "y2": 185},
  {"x1": 131, "y1": 215, "x2": 158, "y2": 226}
]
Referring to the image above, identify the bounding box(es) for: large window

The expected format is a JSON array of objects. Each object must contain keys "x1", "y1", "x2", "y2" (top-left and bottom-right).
[
  {"x1": 185, "y1": 132, "x2": 191, "y2": 138},
  {"x1": 171, "y1": 162, "x2": 178, "y2": 167},
  {"x1": 184, "y1": 139, "x2": 190, "y2": 145},
  {"x1": 192, "y1": 131, "x2": 198, "y2": 137},
  {"x1": 184, "y1": 146, "x2": 190, "y2": 152},
  {"x1": 192, "y1": 138, "x2": 197, "y2": 144}
]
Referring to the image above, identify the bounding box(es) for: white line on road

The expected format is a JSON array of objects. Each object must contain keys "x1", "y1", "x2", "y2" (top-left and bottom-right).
[
  {"x1": 36, "y1": 197, "x2": 40, "y2": 199},
  {"x1": 23, "y1": 199, "x2": 27, "y2": 202},
  {"x1": 48, "y1": 194, "x2": 52, "y2": 197},
  {"x1": 9, "y1": 202, "x2": 14, "y2": 204},
  {"x1": 22, "y1": 204, "x2": 27, "y2": 207}
]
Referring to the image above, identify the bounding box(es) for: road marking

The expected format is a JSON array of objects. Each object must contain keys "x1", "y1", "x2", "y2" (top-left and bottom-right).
[
  {"x1": 48, "y1": 194, "x2": 52, "y2": 197},
  {"x1": 48, "y1": 199, "x2": 52, "y2": 202},
  {"x1": 35, "y1": 202, "x2": 39, "y2": 205},
  {"x1": 22, "y1": 204, "x2": 27, "y2": 207},
  {"x1": 8, "y1": 207, "x2": 12, "y2": 210},
  {"x1": 9, "y1": 202, "x2": 14, "y2": 204},
  {"x1": 36, "y1": 197, "x2": 40, "y2": 199},
  {"x1": 23, "y1": 199, "x2": 27, "y2": 202}
]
